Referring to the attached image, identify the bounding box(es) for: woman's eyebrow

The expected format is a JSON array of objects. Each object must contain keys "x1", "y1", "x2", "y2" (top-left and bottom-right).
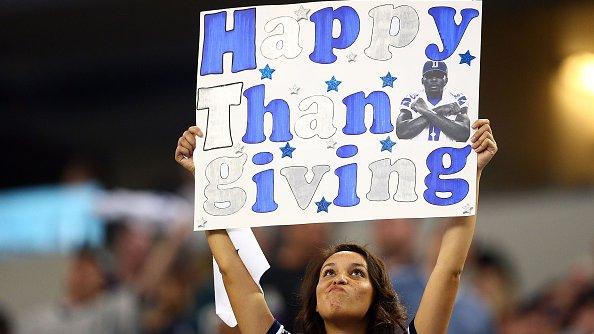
[
  {"x1": 351, "y1": 263, "x2": 367, "y2": 269},
  {"x1": 321, "y1": 262, "x2": 335, "y2": 269}
]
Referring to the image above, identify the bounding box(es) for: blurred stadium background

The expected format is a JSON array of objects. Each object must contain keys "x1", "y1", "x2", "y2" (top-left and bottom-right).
[{"x1": 1, "y1": 0, "x2": 593, "y2": 333}]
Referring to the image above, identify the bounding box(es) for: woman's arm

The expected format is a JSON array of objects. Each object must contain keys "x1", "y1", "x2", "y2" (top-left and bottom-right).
[
  {"x1": 175, "y1": 126, "x2": 275, "y2": 334},
  {"x1": 414, "y1": 119, "x2": 497, "y2": 334},
  {"x1": 206, "y1": 230, "x2": 275, "y2": 333}
]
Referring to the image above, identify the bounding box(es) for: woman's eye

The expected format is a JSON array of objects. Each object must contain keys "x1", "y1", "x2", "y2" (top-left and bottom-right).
[
  {"x1": 351, "y1": 269, "x2": 365, "y2": 277},
  {"x1": 322, "y1": 269, "x2": 334, "y2": 277}
]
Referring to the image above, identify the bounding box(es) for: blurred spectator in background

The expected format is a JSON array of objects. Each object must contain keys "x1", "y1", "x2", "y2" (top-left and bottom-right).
[
  {"x1": 20, "y1": 247, "x2": 138, "y2": 334},
  {"x1": 472, "y1": 244, "x2": 518, "y2": 329},
  {"x1": 60, "y1": 156, "x2": 102, "y2": 186},
  {"x1": 142, "y1": 244, "x2": 204, "y2": 334},
  {"x1": 20, "y1": 220, "x2": 193, "y2": 334},
  {"x1": 105, "y1": 222, "x2": 152, "y2": 287},
  {"x1": 260, "y1": 224, "x2": 330, "y2": 332},
  {"x1": 500, "y1": 245, "x2": 594, "y2": 334},
  {"x1": 373, "y1": 219, "x2": 424, "y2": 313},
  {"x1": 502, "y1": 297, "x2": 560, "y2": 334},
  {"x1": 373, "y1": 218, "x2": 495, "y2": 334}
]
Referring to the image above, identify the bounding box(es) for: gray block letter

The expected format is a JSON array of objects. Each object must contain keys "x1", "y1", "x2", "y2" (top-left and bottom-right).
[
  {"x1": 280, "y1": 165, "x2": 330, "y2": 209},
  {"x1": 203, "y1": 154, "x2": 248, "y2": 215},
  {"x1": 365, "y1": 5, "x2": 419, "y2": 61},
  {"x1": 197, "y1": 82, "x2": 243, "y2": 151},
  {"x1": 367, "y1": 158, "x2": 418, "y2": 202}
]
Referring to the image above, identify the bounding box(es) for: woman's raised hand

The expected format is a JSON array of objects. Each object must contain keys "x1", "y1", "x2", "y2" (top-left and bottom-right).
[
  {"x1": 471, "y1": 119, "x2": 497, "y2": 173},
  {"x1": 174, "y1": 126, "x2": 203, "y2": 174}
]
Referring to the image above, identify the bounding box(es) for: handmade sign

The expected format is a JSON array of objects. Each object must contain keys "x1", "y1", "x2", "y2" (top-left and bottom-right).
[{"x1": 194, "y1": 0, "x2": 482, "y2": 230}]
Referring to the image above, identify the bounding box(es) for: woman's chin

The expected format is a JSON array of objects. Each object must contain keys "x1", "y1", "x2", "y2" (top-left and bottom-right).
[
  {"x1": 320, "y1": 302, "x2": 362, "y2": 321},
  {"x1": 322, "y1": 309, "x2": 367, "y2": 326}
]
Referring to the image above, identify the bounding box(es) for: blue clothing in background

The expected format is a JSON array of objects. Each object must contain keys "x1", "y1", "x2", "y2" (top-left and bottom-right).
[
  {"x1": 0, "y1": 182, "x2": 103, "y2": 253},
  {"x1": 391, "y1": 265, "x2": 495, "y2": 334}
]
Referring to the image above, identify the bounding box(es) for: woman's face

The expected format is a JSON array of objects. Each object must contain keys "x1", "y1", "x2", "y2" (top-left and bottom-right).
[{"x1": 315, "y1": 251, "x2": 374, "y2": 322}]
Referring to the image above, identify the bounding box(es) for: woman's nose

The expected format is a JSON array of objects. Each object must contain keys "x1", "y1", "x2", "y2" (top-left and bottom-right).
[{"x1": 333, "y1": 273, "x2": 347, "y2": 285}]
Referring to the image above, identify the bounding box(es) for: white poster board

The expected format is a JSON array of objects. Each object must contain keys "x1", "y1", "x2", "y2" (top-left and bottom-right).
[{"x1": 194, "y1": 0, "x2": 482, "y2": 230}]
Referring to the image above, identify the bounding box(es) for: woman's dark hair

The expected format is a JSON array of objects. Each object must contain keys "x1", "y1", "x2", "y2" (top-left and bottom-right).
[{"x1": 295, "y1": 243, "x2": 408, "y2": 334}]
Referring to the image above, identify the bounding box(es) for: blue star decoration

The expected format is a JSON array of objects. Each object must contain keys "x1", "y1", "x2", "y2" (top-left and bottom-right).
[
  {"x1": 380, "y1": 72, "x2": 397, "y2": 88},
  {"x1": 380, "y1": 136, "x2": 396, "y2": 152},
  {"x1": 325, "y1": 76, "x2": 341, "y2": 92},
  {"x1": 315, "y1": 197, "x2": 331, "y2": 213},
  {"x1": 280, "y1": 142, "x2": 296, "y2": 158},
  {"x1": 459, "y1": 50, "x2": 476, "y2": 66},
  {"x1": 259, "y1": 64, "x2": 275, "y2": 79}
]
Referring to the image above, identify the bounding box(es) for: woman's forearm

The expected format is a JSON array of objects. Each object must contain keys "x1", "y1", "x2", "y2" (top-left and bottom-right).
[
  {"x1": 414, "y1": 173, "x2": 481, "y2": 334},
  {"x1": 205, "y1": 230, "x2": 275, "y2": 333},
  {"x1": 434, "y1": 172, "x2": 480, "y2": 275},
  {"x1": 174, "y1": 126, "x2": 278, "y2": 332},
  {"x1": 386, "y1": 118, "x2": 495, "y2": 334},
  {"x1": 206, "y1": 230, "x2": 243, "y2": 276}
]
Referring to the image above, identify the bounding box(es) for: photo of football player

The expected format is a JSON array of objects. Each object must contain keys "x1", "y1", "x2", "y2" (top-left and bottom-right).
[{"x1": 395, "y1": 61, "x2": 471, "y2": 142}]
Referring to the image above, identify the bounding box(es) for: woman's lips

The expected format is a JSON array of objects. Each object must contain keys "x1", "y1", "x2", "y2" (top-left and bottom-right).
[{"x1": 328, "y1": 286, "x2": 346, "y2": 293}]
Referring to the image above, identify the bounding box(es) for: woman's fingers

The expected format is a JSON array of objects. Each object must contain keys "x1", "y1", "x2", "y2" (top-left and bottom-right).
[
  {"x1": 174, "y1": 146, "x2": 193, "y2": 173},
  {"x1": 477, "y1": 138, "x2": 497, "y2": 154},
  {"x1": 174, "y1": 143, "x2": 191, "y2": 161},
  {"x1": 472, "y1": 129, "x2": 492, "y2": 149},
  {"x1": 174, "y1": 126, "x2": 203, "y2": 174},
  {"x1": 188, "y1": 126, "x2": 203, "y2": 137},
  {"x1": 176, "y1": 146, "x2": 190, "y2": 158},
  {"x1": 476, "y1": 136, "x2": 490, "y2": 153},
  {"x1": 472, "y1": 118, "x2": 490, "y2": 129},
  {"x1": 183, "y1": 131, "x2": 196, "y2": 147},
  {"x1": 178, "y1": 126, "x2": 203, "y2": 152},
  {"x1": 178, "y1": 137, "x2": 194, "y2": 152},
  {"x1": 471, "y1": 119, "x2": 497, "y2": 153},
  {"x1": 471, "y1": 123, "x2": 491, "y2": 142},
  {"x1": 472, "y1": 119, "x2": 498, "y2": 171}
]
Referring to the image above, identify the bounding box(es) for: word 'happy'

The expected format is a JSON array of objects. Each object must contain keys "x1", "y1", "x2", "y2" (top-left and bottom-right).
[{"x1": 200, "y1": 5, "x2": 480, "y2": 76}]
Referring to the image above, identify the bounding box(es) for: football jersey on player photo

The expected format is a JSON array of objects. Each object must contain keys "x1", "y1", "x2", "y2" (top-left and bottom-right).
[{"x1": 399, "y1": 89, "x2": 468, "y2": 142}]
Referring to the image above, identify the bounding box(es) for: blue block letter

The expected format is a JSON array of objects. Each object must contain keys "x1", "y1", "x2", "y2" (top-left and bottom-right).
[
  {"x1": 200, "y1": 8, "x2": 257, "y2": 75},
  {"x1": 309, "y1": 6, "x2": 360, "y2": 64},
  {"x1": 334, "y1": 163, "x2": 360, "y2": 207},
  {"x1": 242, "y1": 84, "x2": 293, "y2": 144},
  {"x1": 424, "y1": 145, "x2": 471, "y2": 206},
  {"x1": 334, "y1": 145, "x2": 360, "y2": 207},
  {"x1": 425, "y1": 7, "x2": 479, "y2": 61},
  {"x1": 342, "y1": 91, "x2": 393, "y2": 135},
  {"x1": 252, "y1": 169, "x2": 278, "y2": 213}
]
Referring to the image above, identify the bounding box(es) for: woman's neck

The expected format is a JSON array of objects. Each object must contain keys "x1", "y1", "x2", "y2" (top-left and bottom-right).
[{"x1": 324, "y1": 319, "x2": 367, "y2": 334}]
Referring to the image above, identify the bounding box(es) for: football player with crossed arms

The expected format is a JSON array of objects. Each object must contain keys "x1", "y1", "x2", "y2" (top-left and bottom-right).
[{"x1": 396, "y1": 61, "x2": 471, "y2": 142}]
